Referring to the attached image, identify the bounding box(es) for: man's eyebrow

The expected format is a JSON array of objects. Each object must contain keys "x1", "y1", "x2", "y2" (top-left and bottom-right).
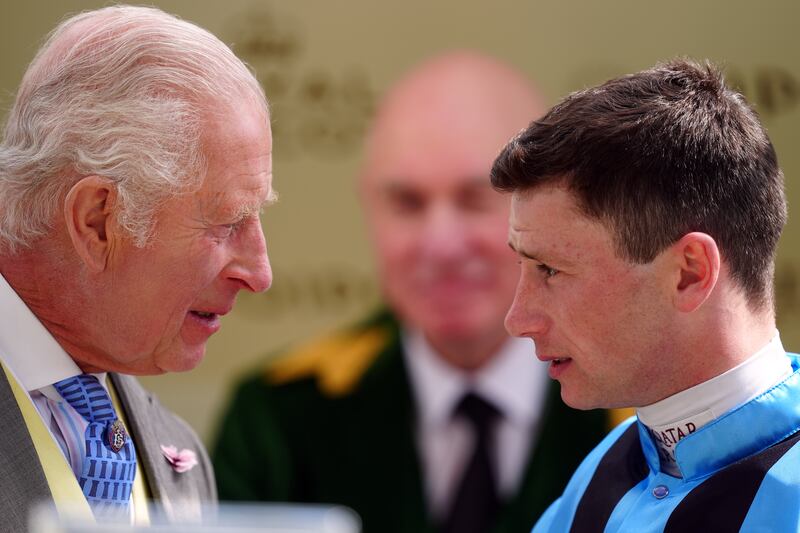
[
  {"x1": 507, "y1": 241, "x2": 540, "y2": 261},
  {"x1": 509, "y1": 241, "x2": 577, "y2": 269},
  {"x1": 381, "y1": 181, "x2": 415, "y2": 194},
  {"x1": 463, "y1": 175, "x2": 494, "y2": 189},
  {"x1": 263, "y1": 188, "x2": 279, "y2": 208},
  {"x1": 230, "y1": 188, "x2": 280, "y2": 220}
]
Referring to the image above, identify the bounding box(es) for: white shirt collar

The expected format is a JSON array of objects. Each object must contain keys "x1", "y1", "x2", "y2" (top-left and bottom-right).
[
  {"x1": 402, "y1": 329, "x2": 548, "y2": 429},
  {"x1": 637, "y1": 333, "x2": 790, "y2": 426},
  {"x1": 0, "y1": 273, "x2": 84, "y2": 392}
]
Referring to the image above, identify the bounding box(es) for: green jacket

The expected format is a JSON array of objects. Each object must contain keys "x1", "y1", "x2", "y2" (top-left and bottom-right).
[{"x1": 212, "y1": 312, "x2": 617, "y2": 533}]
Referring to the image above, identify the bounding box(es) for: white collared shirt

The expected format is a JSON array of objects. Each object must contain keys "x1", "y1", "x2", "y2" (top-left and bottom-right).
[
  {"x1": 403, "y1": 329, "x2": 548, "y2": 518},
  {"x1": 0, "y1": 274, "x2": 84, "y2": 391},
  {"x1": 0, "y1": 273, "x2": 132, "y2": 507}
]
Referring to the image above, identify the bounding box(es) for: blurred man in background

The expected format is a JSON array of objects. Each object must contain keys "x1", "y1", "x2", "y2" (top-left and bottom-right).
[
  {"x1": 213, "y1": 52, "x2": 620, "y2": 533},
  {"x1": 493, "y1": 59, "x2": 799, "y2": 531},
  {"x1": 0, "y1": 6, "x2": 273, "y2": 529}
]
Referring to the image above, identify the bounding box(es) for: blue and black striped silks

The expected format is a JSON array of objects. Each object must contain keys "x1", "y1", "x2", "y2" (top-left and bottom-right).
[
  {"x1": 54, "y1": 374, "x2": 136, "y2": 517},
  {"x1": 533, "y1": 353, "x2": 800, "y2": 533}
]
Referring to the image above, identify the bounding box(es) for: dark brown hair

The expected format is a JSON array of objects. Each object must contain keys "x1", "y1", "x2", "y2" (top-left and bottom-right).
[{"x1": 491, "y1": 59, "x2": 786, "y2": 308}]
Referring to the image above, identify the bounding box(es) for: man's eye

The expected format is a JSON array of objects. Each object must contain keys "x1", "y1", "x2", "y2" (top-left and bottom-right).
[
  {"x1": 537, "y1": 264, "x2": 559, "y2": 278},
  {"x1": 212, "y1": 221, "x2": 243, "y2": 239},
  {"x1": 458, "y1": 187, "x2": 496, "y2": 213},
  {"x1": 387, "y1": 190, "x2": 425, "y2": 214}
]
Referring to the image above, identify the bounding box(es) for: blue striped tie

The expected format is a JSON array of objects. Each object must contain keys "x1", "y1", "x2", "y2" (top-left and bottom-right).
[{"x1": 54, "y1": 374, "x2": 136, "y2": 517}]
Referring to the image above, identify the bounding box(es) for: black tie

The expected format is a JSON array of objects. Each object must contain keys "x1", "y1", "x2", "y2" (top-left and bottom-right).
[{"x1": 442, "y1": 392, "x2": 501, "y2": 533}]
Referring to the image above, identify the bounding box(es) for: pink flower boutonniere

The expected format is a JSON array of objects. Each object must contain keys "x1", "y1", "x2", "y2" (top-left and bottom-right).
[{"x1": 161, "y1": 444, "x2": 198, "y2": 473}]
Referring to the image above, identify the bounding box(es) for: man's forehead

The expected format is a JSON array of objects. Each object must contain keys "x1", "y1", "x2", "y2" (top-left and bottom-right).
[
  {"x1": 363, "y1": 104, "x2": 535, "y2": 188},
  {"x1": 508, "y1": 186, "x2": 621, "y2": 256},
  {"x1": 375, "y1": 174, "x2": 493, "y2": 192},
  {"x1": 194, "y1": 177, "x2": 276, "y2": 217},
  {"x1": 367, "y1": 53, "x2": 543, "y2": 151}
]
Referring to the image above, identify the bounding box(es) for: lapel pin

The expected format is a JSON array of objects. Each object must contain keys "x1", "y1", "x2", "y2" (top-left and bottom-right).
[{"x1": 107, "y1": 420, "x2": 128, "y2": 453}]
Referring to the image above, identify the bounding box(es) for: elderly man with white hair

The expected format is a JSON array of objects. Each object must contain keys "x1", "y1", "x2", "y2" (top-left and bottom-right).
[{"x1": 0, "y1": 5, "x2": 273, "y2": 529}]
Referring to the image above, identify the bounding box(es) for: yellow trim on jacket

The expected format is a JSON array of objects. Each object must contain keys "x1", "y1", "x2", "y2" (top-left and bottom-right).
[
  {"x1": 108, "y1": 379, "x2": 150, "y2": 525},
  {"x1": 3, "y1": 363, "x2": 151, "y2": 525},
  {"x1": 2, "y1": 361, "x2": 93, "y2": 522},
  {"x1": 267, "y1": 325, "x2": 390, "y2": 396}
]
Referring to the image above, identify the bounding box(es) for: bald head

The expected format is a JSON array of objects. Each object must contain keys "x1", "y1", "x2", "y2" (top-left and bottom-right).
[
  {"x1": 362, "y1": 51, "x2": 544, "y2": 185},
  {"x1": 360, "y1": 51, "x2": 545, "y2": 371}
]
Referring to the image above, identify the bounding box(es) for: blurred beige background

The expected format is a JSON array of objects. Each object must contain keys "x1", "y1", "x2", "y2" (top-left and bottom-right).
[{"x1": 2, "y1": 0, "x2": 798, "y2": 444}]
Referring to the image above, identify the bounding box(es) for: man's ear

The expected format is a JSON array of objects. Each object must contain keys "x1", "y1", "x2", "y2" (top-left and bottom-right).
[
  {"x1": 670, "y1": 232, "x2": 720, "y2": 313},
  {"x1": 63, "y1": 176, "x2": 118, "y2": 272}
]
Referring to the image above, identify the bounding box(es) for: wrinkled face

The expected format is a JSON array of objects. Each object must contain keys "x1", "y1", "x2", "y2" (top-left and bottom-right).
[
  {"x1": 362, "y1": 127, "x2": 518, "y2": 353},
  {"x1": 505, "y1": 185, "x2": 673, "y2": 409},
  {"x1": 91, "y1": 103, "x2": 274, "y2": 375}
]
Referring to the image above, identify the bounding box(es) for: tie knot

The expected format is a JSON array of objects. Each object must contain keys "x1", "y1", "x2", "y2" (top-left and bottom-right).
[
  {"x1": 453, "y1": 392, "x2": 500, "y2": 433},
  {"x1": 54, "y1": 374, "x2": 116, "y2": 424}
]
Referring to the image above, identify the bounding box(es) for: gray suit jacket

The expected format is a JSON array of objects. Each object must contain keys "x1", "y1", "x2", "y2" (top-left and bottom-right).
[{"x1": 0, "y1": 372, "x2": 216, "y2": 532}]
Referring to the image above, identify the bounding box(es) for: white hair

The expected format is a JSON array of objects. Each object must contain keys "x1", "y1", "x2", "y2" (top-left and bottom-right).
[{"x1": 0, "y1": 5, "x2": 268, "y2": 252}]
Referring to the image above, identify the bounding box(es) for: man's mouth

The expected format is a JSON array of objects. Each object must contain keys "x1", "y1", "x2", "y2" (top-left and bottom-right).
[
  {"x1": 537, "y1": 353, "x2": 573, "y2": 374},
  {"x1": 542, "y1": 356, "x2": 572, "y2": 379},
  {"x1": 190, "y1": 310, "x2": 218, "y2": 320},
  {"x1": 537, "y1": 353, "x2": 570, "y2": 363}
]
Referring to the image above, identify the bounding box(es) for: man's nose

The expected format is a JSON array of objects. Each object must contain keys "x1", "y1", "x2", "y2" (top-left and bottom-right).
[
  {"x1": 505, "y1": 279, "x2": 549, "y2": 338},
  {"x1": 419, "y1": 205, "x2": 469, "y2": 259},
  {"x1": 227, "y1": 218, "x2": 272, "y2": 293}
]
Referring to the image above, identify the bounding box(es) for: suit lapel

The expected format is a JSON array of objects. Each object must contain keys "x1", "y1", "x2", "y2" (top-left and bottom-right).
[
  {"x1": 385, "y1": 342, "x2": 436, "y2": 533},
  {"x1": 341, "y1": 326, "x2": 435, "y2": 533},
  {"x1": 110, "y1": 373, "x2": 181, "y2": 519},
  {"x1": 0, "y1": 368, "x2": 52, "y2": 532},
  {"x1": 111, "y1": 373, "x2": 214, "y2": 523},
  {"x1": 491, "y1": 381, "x2": 608, "y2": 533}
]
